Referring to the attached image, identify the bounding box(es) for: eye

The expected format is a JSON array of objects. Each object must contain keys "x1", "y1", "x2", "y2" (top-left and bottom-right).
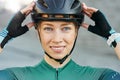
[
  {"x1": 62, "y1": 27, "x2": 71, "y2": 31},
  {"x1": 44, "y1": 27, "x2": 53, "y2": 32}
]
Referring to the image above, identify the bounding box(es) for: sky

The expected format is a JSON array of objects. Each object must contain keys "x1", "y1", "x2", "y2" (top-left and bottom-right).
[{"x1": 0, "y1": 0, "x2": 34, "y2": 13}]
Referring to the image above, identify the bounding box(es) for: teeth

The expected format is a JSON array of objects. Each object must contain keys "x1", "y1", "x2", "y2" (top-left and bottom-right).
[
  {"x1": 50, "y1": 46, "x2": 65, "y2": 53},
  {"x1": 53, "y1": 47, "x2": 62, "y2": 50}
]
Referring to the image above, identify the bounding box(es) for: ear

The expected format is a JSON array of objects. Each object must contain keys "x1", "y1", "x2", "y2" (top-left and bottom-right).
[
  {"x1": 34, "y1": 23, "x2": 38, "y2": 29},
  {"x1": 75, "y1": 25, "x2": 79, "y2": 35}
]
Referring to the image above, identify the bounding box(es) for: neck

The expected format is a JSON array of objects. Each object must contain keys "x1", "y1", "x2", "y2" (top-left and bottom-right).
[{"x1": 44, "y1": 54, "x2": 71, "y2": 68}]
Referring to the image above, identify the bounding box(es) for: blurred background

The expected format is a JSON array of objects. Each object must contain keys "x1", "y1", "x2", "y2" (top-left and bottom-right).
[{"x1": 0, "y1": 0, "x2": 120, "y2": 71}]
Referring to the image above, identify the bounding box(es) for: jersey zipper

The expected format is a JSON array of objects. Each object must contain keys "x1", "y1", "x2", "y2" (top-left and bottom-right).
[{"x1": 56, "y1": 69, "x2": 58, "y2": 80}]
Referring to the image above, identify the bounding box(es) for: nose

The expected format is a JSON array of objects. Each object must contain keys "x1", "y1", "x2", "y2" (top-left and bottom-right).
[{"x1": 52, "y1": 30, "x2": 63, "y2": 44}]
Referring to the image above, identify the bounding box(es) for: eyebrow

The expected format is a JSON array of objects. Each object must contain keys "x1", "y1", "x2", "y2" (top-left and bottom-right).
[
  {"x1": 41, "y1": 21, "x2": 74, "y2": 26},
  {"x1": 42, "y1": 23, "x2": 53, "y2": 26}
]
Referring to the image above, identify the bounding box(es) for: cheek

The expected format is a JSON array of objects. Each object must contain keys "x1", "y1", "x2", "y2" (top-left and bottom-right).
[
  {"x1": 40, "y1": 32, "x2": 49, "y2": 45},
  {"x1": 39, "y1": 31, "x2": 53, "y2": 49},
  {"x1": 64, "y1": 33, "x2": 77, "y2": 54},
  {"x1": 66, "y1": 32, "x2": 77, "y2": 43}
]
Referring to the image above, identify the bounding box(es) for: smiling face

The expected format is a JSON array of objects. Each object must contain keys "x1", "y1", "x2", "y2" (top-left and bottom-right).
[{"x1": 37, "y1": 21, "x2": 78, "y2": 60}]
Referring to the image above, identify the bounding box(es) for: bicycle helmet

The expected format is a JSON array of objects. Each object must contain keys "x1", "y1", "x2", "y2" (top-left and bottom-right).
[{"x1": 31, "y1": 0, "x2": 84, "y2": 28}]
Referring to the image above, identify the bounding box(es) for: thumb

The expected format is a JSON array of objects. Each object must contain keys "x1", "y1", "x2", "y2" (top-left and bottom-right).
[
  {"x1": 81, "y1": 23, "x2": 89, "y2": 29},
  {"x1": 26, "y1": 22, "x2": 35, "y2": 29},
  {"x1": 0, "y1": 47, "x2": 3, "y2": 53}
]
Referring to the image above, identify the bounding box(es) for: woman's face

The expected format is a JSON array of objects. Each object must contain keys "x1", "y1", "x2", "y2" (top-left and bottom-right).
[{"x1": 37, "y1": 21, "x2": 77, "y2": 59}]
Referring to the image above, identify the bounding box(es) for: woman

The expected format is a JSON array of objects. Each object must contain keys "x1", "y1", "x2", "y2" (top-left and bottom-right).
[{"x1": 0, "y1": 0, "x2": 120, "y2": 80}]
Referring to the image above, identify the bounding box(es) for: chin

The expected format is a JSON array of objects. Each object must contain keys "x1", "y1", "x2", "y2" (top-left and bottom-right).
[{"x1": 52, "y1": 54, "x2": 66, "y2": 59}]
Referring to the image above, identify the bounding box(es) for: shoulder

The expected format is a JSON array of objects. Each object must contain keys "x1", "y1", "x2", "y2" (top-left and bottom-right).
[
  {"x1": 79, "y1": 66, "x2": 120, "y2": 80},
  {"x1": 99, "y1": 69, "x2": 120, "y2": 80},
  {"x1": 0, "y1": 69, "x2": 16, "y2": 80},
  {"x1": 0, "y1": 67, "x2": 32, "y2": 80},
  {"x1": 70, "y1": 60, "x2": 106, "y2": 73},
  {"x1": 70, "y1": 60, "x2": 120, "y2": 80}
]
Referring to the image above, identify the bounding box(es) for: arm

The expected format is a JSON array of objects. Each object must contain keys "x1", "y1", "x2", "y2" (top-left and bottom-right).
[
  {"x1": 114, "y1": 42, "x2": 120, "y2": 59},
  {"x1": 0, "y1": 2, "x2": 35, "y2": 53},
  {"x1": 81, "y1": 3, "x2": 120, "y2": 59}
]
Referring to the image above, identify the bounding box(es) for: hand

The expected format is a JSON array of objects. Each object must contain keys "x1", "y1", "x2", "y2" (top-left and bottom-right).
[
  {"x1": 0, "y1": 2, "x2": 35, "y2": 49},
  {"x1": 81, "y1": 3, "x2": 120, "y2": 58},
  {"x1": 81, "y1": 3, "x2": 116, "y2": 39}
]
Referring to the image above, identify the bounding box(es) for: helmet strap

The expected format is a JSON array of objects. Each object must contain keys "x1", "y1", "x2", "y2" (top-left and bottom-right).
[{"x1": 45, "y1": 52, "x2": 69, "y2": 64}]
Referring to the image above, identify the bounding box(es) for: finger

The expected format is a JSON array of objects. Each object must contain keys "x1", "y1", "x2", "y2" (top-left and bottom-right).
[
  {"x1": 0, "y1": 47, "x2": 3, "y2": 53},
  {"x1": 82, "y1": 3, "x2": 88, "y2": 10},
  {"x1": 21, "y1": 1, "x2": 35, "y2": 16},
  {"x1": 25, "y1": 2, "x2": 36, "y2": 16},
  {"x1": 26, "y1": 22, "x2": 35, "y2": 29},
  {"x1": 86, "y1": 7, "x2": 98, "y2": 13},
  {"x1": 82, "y1": 3, "x2": 93, "y2": 17},
  {"x1": 82, "y1": 3, "x2": 98, "y2": 17},
  {"x1": 83, "y1": 11, "x2": 92, "y2": 17},
  {"x1": 81, "y1": 23, "x2": 89, "y2": 29},
  {"x1": 82, "y1": 3, "x2": 98, "y2": 12}
]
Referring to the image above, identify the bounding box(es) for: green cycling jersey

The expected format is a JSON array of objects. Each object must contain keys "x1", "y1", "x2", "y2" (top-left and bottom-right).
[{"x1": 0, "y1": 59, "x2": 120, "y2": 80}]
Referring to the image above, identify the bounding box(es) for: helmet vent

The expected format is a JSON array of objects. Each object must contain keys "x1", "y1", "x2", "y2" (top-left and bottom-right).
[
  {"x1": 38, "y1": 0, "x2": 48, "y2": 8},
  {"x1": 71, "y1": 0, "x2": 80, "y2": 9}
]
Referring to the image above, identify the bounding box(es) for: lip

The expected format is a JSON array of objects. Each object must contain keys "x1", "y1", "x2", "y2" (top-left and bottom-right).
[{"x1": 50, "y1": 46, "x2": 65, "y2": 53}]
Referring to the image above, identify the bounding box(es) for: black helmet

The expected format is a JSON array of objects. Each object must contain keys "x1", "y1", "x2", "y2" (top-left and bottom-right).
[{"x1": 31, "y1": 0, "x2": 84, "y2": 26}]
